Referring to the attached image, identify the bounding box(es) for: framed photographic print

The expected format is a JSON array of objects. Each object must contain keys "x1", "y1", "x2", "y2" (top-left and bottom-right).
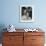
[{"x1": 20, "y1": 5, "x2": 34, "y2": 22}]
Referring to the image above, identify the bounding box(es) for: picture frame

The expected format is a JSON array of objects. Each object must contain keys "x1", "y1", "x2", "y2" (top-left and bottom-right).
[{"x1": 20, "y1": 5, "x2": 34, "y2": 22}]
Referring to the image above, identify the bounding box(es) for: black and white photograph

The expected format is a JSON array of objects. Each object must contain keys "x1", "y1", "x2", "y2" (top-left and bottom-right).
[{"x1": 20, "y1": 5, "x2": 34, "y2": 22}]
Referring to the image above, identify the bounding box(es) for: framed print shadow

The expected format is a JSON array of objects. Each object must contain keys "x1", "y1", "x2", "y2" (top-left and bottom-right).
[{"x1": 20, "y1": 5, "x2": 34, "y2": 22}]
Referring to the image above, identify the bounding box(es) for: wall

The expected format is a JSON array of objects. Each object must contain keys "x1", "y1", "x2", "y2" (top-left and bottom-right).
[{"x1": 0, "y1": 0, "x2": 46, "y2": 29}]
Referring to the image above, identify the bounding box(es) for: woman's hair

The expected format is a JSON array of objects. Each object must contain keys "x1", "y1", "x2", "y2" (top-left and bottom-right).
[{"x1": 22, "y1": 7, "x2": 27, "y2": 15}]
